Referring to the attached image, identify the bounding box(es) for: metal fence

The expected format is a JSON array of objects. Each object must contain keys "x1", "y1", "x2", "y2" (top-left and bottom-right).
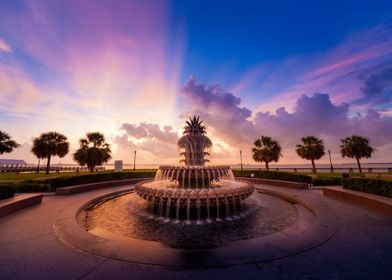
[
  {"x1": 240, "y1": 167, "x2": 392, "y2": 173},
  {"x1": 0, "y1": 166, "x2": 105, "y2": 173}
]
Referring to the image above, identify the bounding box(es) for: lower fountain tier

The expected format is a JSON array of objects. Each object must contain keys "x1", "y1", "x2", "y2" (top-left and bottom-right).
[
  {"x1": 134, "y1": 180, "x2": 255, "y2": 208},
  {"x1": 155, "y1": 165, "x2": 233, "y2": 188}
]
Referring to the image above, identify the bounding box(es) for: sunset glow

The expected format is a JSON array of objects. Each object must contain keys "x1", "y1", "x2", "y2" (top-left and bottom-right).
[{"x1": 0, "y1": 0, "x2": 391, "y2": 166}]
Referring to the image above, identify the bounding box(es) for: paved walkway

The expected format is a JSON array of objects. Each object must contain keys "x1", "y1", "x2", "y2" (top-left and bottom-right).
[{"x1": 1, "y1": 184, "x2": 392, "y2": 280}]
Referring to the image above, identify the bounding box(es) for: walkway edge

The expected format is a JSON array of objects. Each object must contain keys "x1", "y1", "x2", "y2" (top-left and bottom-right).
[
  {"x1": 55, "y1": 178, "x2": 150, "y2": 195},
  {"x1": 323, "y1": 186, "x2": 392, "y2": 216},
  {"x1": 0, "y1": 194, "x2": 43, "y2": 218},
  {"x1": 237, "y1": 177, "x2": 310, "y2": 189}
]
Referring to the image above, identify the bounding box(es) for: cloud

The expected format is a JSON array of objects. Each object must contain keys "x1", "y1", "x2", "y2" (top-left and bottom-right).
[
  {"x1": 0, "y1": 38, "x2": 11, "y2": 52},
  {"x1": 179, "y1": 76, "x2": 254, "y2": 145},
  {"x1": 354, "y1": 67, "x2": 392, "y2": 107},
  {"x1": 241, "y1": 24, "x2": 392, "y2": 115},
  {"x1": 180, "y1": 77, "x2": 392, "y2": 162},
  {"x1": 0, "y1": 0, "x2": 184, "y2": 163},
  {"x1": 120, "y1": 123, "x2": 178, "y2": 144},
  {"x1": 114, "y1": 123, "x2": 180, "y2": 162}
]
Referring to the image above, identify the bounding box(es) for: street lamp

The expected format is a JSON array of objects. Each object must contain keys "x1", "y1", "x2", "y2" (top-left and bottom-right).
[
  {"x1": 240, "y1": 150, "x2": 243, "y2": 171},
  {"x1": 133, "y1": 150, "x2": 137, "y2": 170},
  {"x1": 328, "y1": 149, "x2": 334, "y2": 173}
]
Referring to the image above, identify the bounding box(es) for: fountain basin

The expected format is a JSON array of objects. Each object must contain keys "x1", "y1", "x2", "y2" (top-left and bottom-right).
[{"x1": 135, "y1": 165, "x2": 255, "y2": 220}]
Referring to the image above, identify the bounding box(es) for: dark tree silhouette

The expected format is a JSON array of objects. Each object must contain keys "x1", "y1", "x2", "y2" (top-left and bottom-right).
[
  {"x1": 0, "y1": 131, "x2": 20, "y2": 154},
  {"x1": 340, "y1": 135, "x2": 374, "y2": 173},
  {"x1": 296, "y1": 136, "x2": 325, "y2": 173},
  {"x1": 73, "y1": 132, "x2": 111, "y2": 172},
  {"x1": 31, "y1": 132, "x2": 69, "y2": 174},
  {"x1": 252, "y1": 136, "x2": 282, "y2": 171}
]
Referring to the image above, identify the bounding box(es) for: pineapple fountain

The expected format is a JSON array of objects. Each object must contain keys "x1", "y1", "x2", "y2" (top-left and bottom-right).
[{"x1": 134, "y1": 116, "x2": 255, "y2": 222}]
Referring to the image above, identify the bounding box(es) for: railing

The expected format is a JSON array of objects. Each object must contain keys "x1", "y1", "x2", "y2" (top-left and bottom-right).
[
  {"x1": 239, "y1": 167, "x2": 392, "y2": 173},
  {"x1": 0, "y1": 166, "x2": 105, "y2": 173}
]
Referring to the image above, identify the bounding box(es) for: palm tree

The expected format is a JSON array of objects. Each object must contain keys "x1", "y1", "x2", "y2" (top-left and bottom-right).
[
  {"x1": 73, "y1": 132, "x2": 111, "y2": 172},
  {"x1": 0, "y1": 131, "x2": 20, "y2": 154},
  {"x1": 31, "y1": 137, "x2": 47, "y2": 174},
  {"x1": 340, "y1": 135, "x2": 374, "y2": 173},
  {"x1": 252, "y1": 136, "x2": 282, "y2": 170},
  {"x1": 31, "y1": 132, "x2": 69, "y2": 174},
  {"x1": 296, "y1": 136, "x2": 325, "y2": 173}
]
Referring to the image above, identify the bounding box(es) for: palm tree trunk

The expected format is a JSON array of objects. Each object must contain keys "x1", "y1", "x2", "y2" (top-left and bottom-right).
[
  {"x1": 311, "y1": 159, "x2": 316, "y2": 173},
  {"x1": 46, "y1": 155, "x2": 51, "y2": 175},
  {"x1": 265, "y1": 161, "x2": 269, "y2": 171},
  {"x1": 36, "y1": 159, "x2": 40, "y2": 174},
  {"x1": 356, "y1": 157, "x2": 362, "y2": 173}
]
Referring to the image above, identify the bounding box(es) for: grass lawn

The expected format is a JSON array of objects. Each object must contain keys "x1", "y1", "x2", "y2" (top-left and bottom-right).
[{"x1": 0, "y1": 169, "x2": 156, "y2": 183}]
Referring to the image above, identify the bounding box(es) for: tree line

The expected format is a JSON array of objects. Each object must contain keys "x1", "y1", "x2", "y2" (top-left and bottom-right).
[
  {"x1": 0, "y1": 131, "x2": 111, "y2": 174},
  {"x1": 1, "y1": 130, "x2": 375, "y2": 174},
  {"x1": 252, "y1": 135, "x2": 374, "y2": 173}
]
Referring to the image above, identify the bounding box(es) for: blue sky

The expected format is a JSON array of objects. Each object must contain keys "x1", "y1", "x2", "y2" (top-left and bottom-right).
[{"x1": 0, "y1": 0, "x2": 391, "y2": 165}]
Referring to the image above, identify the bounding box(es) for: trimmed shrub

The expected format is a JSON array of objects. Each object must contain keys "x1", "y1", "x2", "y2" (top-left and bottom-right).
[
  {"x1": 41, "y1": 171, "x2": 156, "y2": 191},
  {"x1": 16, "y1": 181, "x2": 50, "y2": 192},
  {"x1": 312, "y1": 177, "x2": 341, "y2": 186},
  {"x1": 342, "y1": 173, "x2": 349, "y2": 178},
  {"x1": 342, "y1": 178, "x2": 392, "y2": 198},
  {"x1": 233, "y1": 170, "x2": 312, "y2": 184},
  {"x1": 0, "y1": 185, "x2": 16, "y2": 199}
]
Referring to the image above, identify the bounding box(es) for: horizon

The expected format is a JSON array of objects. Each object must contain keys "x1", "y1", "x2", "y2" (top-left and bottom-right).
[{"x1": 0, "y1": 0, "x2": 391, "y2": 166}]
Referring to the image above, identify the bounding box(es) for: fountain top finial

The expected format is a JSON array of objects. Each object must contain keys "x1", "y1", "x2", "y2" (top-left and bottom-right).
[{"x1": 183, "y1": 115, "x2": 206, "y2": 135}]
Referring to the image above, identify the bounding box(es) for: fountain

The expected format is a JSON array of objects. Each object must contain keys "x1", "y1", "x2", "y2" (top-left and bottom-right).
[
  {"x1": 134, "y1": 116, "x2": 255, "y2": 221},
  {"x1": 54, "y1": 115, "x2": 326, "y2": 265}
]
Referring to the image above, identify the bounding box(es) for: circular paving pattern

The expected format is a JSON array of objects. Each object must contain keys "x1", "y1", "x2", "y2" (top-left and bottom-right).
[{"x1": 54, "y1": 182, "x2": 338, "y2": 267}]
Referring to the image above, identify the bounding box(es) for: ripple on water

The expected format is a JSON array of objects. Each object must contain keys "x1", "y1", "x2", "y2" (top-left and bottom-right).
[{"x1": 82, "y1": 192, "x2": 298, "y2": 249}]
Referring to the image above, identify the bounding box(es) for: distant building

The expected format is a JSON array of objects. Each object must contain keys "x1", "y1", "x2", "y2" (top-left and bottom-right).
[{"x1": 0, "y1": 159, "x2": 27, "y2": 168}]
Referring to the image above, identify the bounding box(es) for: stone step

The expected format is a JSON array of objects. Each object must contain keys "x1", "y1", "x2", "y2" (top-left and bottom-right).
[
  {"x1": 0, "y1": 194, "x2": 43, "y2": 218},
  {"x1": 323, "y1": 186, "x2": 392, "y2": 216}
]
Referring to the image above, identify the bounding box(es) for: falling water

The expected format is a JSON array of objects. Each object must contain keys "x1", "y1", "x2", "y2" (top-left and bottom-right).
[
  {"x1": 225, "y1": 196, "x2": 230, "y2": 217},
  {"x1": 206, "y1": 198, "x2": 211, "y2": 222},
  {"x1": 165, "y1": 197, "x2": 171, "y2": 220},
  {"x1": 186, "y1": 198, "x2": 191, "y2": 224},
  {"x1": 216, "y1": 198, "x2": 220, "y2": 221},
  {"x1": 158, "y1": 196, "x2": 164, "y2": 217},
  {"x1": 196, "y1": 198, "x2": 202, "y2": 224},
  {"x1": 175, "y1": 198, "x2": 180, "y2": 222}
]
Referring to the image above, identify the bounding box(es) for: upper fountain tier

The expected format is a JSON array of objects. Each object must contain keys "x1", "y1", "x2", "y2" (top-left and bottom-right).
[
  {"x1": 134, "y1": 116, "x2": 255, "y2": 220},
  {"x1": 177, "y1": 115, "x2": 212, "y2": 166}
]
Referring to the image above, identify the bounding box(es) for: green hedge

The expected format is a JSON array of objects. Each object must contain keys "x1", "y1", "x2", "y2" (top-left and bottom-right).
[
  {"x1": 312, "y1": 177, "x2": 341, "y2": 186},
  {"x1": 16, "y1": 181, "x2": 51, "y2": 192},
  {"x1": 342, "y1": 178, "x2": 392, "y2": 198},
  {"x1": 42, "y1": 171, "x2": 156, "y2": 191},
  {"x1": 0, "y1": 185, "x2": 16, "y2": 199},
  {"x1": 233, "y1": 170, "x2": 312, "y2": 184}
]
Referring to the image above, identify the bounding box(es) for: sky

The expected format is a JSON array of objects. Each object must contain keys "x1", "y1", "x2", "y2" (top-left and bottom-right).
[{"x1": 0, "y1": 0, "x2": 391, "y2": 166}]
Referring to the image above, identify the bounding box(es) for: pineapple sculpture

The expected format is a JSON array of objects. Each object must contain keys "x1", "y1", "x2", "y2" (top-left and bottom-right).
[{"x1": 177, "y1": 116, "x2": 212, "y2": 166}]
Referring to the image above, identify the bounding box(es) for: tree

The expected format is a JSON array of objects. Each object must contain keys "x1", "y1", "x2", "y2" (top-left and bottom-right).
[
  {"x1": 73, "y1": 132, "x2": 111, "y2": 172},
  {"x1": 0, "y1": 131, "x2": 20, "y2": 154},
  {"x1": 340, "y1": 135, "x2": 374, "y2": 173},
  {"x1": 31, "y1": 132, "x2": 69, "y2": 175},
  {"x1": 296, "y1": 136, "x2": 325, "y2": 173},
  {"x1": 31, "y1": 137, "x2": 47, "y2": 174},
  {"x1": 252, "y1": 136, "x2": 282, "y2": 170}
]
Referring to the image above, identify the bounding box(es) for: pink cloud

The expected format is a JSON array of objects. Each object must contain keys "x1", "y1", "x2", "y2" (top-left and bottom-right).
[
  {"x1": 0, "y1": 38, "x2": 11, "y2": 52},
  {"x1": 179, "y1": 77, "x2": 392, "y2": 163}
]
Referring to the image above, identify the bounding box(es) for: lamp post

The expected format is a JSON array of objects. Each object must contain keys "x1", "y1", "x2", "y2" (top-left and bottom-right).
[
  {"x1": 240, "y1": 150, "x2": 243, "y2": 171},
  {"x1": 328, "y1": 149, "x2": 334, "y2": 173},
  {"x1": 133, "y1": 150, "x2": 136, "y2": 170}
]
